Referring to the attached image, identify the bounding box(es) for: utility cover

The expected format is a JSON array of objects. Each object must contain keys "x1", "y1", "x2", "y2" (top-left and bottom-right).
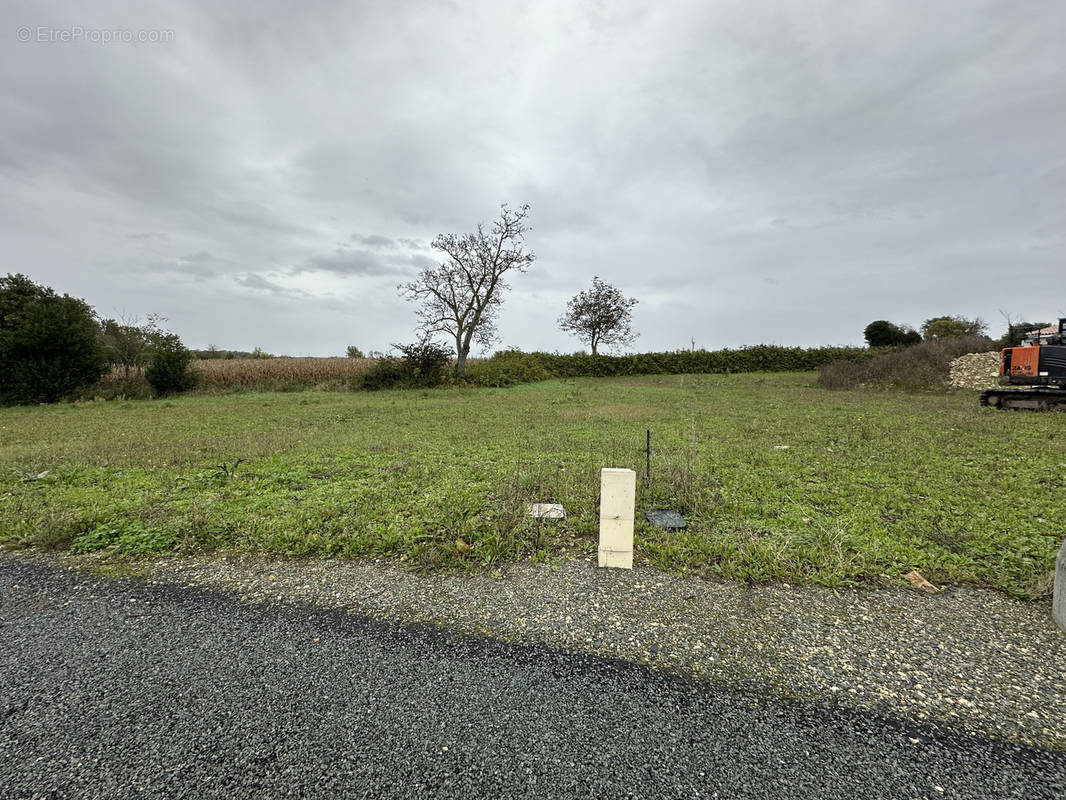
[
  {"x1": 529, "y1": 503, "x2": 566, "y2": 520},
  {"x1": 645, "y1": 509, "x2": 687, "y2": 530}
]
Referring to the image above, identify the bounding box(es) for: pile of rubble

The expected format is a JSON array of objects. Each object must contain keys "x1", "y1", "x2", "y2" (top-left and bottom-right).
[{"x1": 948, "y1": 351, "x2": 1000, "y2": 390}]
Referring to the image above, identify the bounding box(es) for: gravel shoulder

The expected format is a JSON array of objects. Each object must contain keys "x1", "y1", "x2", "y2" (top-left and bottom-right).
[{"x1": 6, "y1": 549, "x2": 1066, "y2": 751}]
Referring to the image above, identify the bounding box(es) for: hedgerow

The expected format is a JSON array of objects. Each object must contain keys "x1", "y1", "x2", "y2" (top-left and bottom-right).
[{"x1": 470, "y1": 344, "x2": 870, "y2": 385}]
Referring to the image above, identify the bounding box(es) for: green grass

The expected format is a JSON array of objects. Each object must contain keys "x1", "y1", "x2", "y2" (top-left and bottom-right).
[{"x1": 1, "y1": 373, "x2": 1063, "y2": 597}]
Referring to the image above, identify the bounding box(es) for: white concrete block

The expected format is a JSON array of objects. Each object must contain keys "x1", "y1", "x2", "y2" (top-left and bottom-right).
[
  {"x1": 598, "y1": 517, "x2": 633, "y2": 552},
  {"x1": 599, "y1": 468, "x2": 635, "y2": 570},
  {"x1": 599, "y1": 548, "x2": 633, "y2": 570},
  {"x1": 599, "y1": 468, "x2": 636, "y2": 522}
]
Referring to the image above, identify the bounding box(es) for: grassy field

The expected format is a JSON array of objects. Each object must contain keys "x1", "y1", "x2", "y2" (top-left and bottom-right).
[{"x1": 2, "y1": 373, "x2": 1063, "y2": 597}]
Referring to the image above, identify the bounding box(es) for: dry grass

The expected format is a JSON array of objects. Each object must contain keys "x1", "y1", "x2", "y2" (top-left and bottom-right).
[
  {"x1": 97, "y1": 357, "x2": 377, "y2": 396},
  {"x1": 819, "y1": 337, "x2": 992, "y2": 392},
  {"x1": 194, "y1": 357, "x2": 375, "y2": 391}
]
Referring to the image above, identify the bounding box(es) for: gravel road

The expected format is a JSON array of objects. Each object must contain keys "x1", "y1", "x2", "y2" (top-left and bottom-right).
[
  {"x1": 37, "y1": 548, "x2": 1065, "y2": 750},
  {"x1": 2, "y1": 559, "x2": 1065, "y2": 799}
]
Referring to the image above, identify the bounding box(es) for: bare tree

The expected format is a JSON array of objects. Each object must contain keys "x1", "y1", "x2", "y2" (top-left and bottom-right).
[
  {"x1": 559, "y1": 276, "x2": 638, "y2": 355},
  {"x1": 399, "y1": 204, "x2": 534, "y2": 375}
]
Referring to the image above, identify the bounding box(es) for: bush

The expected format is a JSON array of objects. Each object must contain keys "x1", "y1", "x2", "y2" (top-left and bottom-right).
[
  {"x1": 864, "y1": 320, "x2": 921, "y2": 347},
  {"x1": 359, "y1": 341, "x2": 453, "y2": 390},
  {"x1": 463, "y1": 349, "x2": 552, "y2": 387},
  {"x1": 819, "y1": 336, "x2": 992, "y2": 392},
  {"x1": 359, "y1": 356, "x2": 408, "y2": 391},
  {"x1": 145, "y1": 333, "x2": 197, "y2": 395},
  {"x1": 0, "y1": 274, "x2": 107, "y2": 405},
  {"x1": 921, "y1": 316, "x2": 987, "y2": 340}
]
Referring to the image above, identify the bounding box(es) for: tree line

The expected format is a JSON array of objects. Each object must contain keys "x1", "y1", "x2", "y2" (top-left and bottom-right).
[
  {"x1": 0, "y1": 273, "x2": 195, "y2": 405},
  {"x1": 862, "y1": 315, "x2": 1044, "y2": 349},
  {"x1": 6, "y1": 202, "x2": 1043, "y2": 405}
]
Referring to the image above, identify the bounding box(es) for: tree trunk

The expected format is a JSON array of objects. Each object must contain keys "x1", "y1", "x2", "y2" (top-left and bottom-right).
[{"x1": 456, "y1": 348, "x2": 468, "y2": 376}]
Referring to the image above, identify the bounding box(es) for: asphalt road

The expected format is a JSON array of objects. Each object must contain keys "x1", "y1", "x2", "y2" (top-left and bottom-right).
[{"x1": 2, "y1": 559, "x2": 1064, "y2": 799}]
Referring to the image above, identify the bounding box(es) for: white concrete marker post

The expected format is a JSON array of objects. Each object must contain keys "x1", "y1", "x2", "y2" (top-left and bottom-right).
[{"x1": 599, "y1": 468, "x2": 635, "y2": 569}]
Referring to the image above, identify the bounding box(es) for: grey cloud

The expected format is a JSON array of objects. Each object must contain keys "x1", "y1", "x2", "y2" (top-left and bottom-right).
[
  {"x1": 299, "y1": 249, "x2": 393, "y2": 276},
  {"x1": 350, "y1": 233, "x2": 396, "y2": 248},
  {"x1": 235, "y1": 273, "x2": 294, "y2": 294},
  {"x1": 293, "y1": 246, "x2": 432, "y2": 278},
  {"x1": 173, "y1": 262, "x2": 216, "y2": 279},
  {"x1": 0, "y1": 0, "x2": 1062, "y2": 354},
  {"x1": 405, "y1": 253, "x2": 436, "y2": 271},
  {"x1": 179, "y1": 251, "x2": 216, "y2": 263},
  {"x1": 169, "y1": 250, "x2": 225, "y2": 279}
]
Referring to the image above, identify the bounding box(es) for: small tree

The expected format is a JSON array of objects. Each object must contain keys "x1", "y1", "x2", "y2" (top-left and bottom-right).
[
  {"x1": 863, "y1": 320, "x2": 920, "y2": 348},
  {"x1": 99, "y1": 314, "x2": 167, "y2": 380},
  {"x1": 399, "y1": 204, "x2": 534, "y2": 376},
  {"x1": 921, "y1": 315, "x2": 987, "y2": 340},
  {"x1": 558, "y1": 276, "x2": 638, "y2": 355},
  {"x1": 0, "y1": 273, "x2": 107, "y2": 405},
  {"x1": 145, "y1": 331, "x2": 196, "y2": 395},
  {"x1": 346, "y1": 345, "x2": 365, "y2": 358}
]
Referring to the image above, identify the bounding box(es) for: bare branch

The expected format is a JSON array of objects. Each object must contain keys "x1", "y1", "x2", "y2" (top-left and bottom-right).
[{"x1": 397, "y1": 204, "x2": 534, "y2": 374}]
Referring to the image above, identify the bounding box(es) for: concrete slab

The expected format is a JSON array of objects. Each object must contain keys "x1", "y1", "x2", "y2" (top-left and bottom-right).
[
  {"x1": 528, "y1": 503, "x2": 566, "y2": 520},
  {"x1": 645, "y1": 509, "x2": 687, "y2": 530}
]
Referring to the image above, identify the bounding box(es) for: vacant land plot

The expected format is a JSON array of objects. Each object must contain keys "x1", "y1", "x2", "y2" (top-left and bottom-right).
[{"x1": 1, "y1": 373, "x2": 1062, "y2": 597}]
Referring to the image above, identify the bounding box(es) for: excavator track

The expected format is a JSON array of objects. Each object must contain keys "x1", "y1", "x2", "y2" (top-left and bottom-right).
[{"x1": 980, "y1": 388, "x2": 1066, "y2": 411}]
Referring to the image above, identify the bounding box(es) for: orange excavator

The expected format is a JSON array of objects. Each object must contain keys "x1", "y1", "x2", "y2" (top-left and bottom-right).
[{"x1": 980, "y1": 318, "x2": 1066, "y2": 410}]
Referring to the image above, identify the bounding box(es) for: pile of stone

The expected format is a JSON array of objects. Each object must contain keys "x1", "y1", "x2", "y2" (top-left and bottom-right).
[{"x1": 948, "y1": 351, "x2": 1000, "y2": 390}]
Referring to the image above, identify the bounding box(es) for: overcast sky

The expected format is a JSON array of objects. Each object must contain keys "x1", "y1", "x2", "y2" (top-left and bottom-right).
[{"x1": 2, "y1": 1, "x2": 1063, "y2": 356}]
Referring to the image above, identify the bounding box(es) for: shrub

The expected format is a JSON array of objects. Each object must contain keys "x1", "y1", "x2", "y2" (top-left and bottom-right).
[
  {"x1": 863, "y1": 320, "x2": 920, "y2": 347},
  {"x1": 359, "y1": 341, "x2": 454, "y2": 390},
  {"x1": 0, "y1": 273, "x2": 107, "y2": 405},
  {"x1": 819, "y1": 336, "x2": 992, "y2": 392},
  {"x1": 463, "y1": 349, "x2": 552, "y2": 387},
  {"x1": 145, "y1": 333, "x2": 197, "y2": 395},
  {"x1": 359, "y1": 356, "x2": 409, "y2": 391},
  {"x1": 921, "y1": 316, "x2": 987, "y2": 340}
]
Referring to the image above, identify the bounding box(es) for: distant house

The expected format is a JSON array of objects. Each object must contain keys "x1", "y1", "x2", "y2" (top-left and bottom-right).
[{"x1": 1027, "y1": 324, "x2": 1059, "y2": 337}]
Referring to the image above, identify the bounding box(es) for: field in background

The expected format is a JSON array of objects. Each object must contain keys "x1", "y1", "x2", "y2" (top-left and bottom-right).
[
  {"x1": 2, "y1": 372, "x2": 1062, "y2": 597},
  {"x1": 98, "y1": 357, "x2": 377, "y2": 396},
  {"x1": 91, "y1": 344, "x2": 872, "y2": 397}
]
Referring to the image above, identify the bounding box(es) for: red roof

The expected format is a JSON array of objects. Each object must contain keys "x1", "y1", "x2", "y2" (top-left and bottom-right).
[{"x1": 1027, "y1": 324, "x2": 1058, "y2": 336}]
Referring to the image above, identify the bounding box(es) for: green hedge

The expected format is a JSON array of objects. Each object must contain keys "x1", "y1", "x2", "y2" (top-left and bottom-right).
[{"x1": 467, "y1": 345, "x2": 871, "y2": 385}]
